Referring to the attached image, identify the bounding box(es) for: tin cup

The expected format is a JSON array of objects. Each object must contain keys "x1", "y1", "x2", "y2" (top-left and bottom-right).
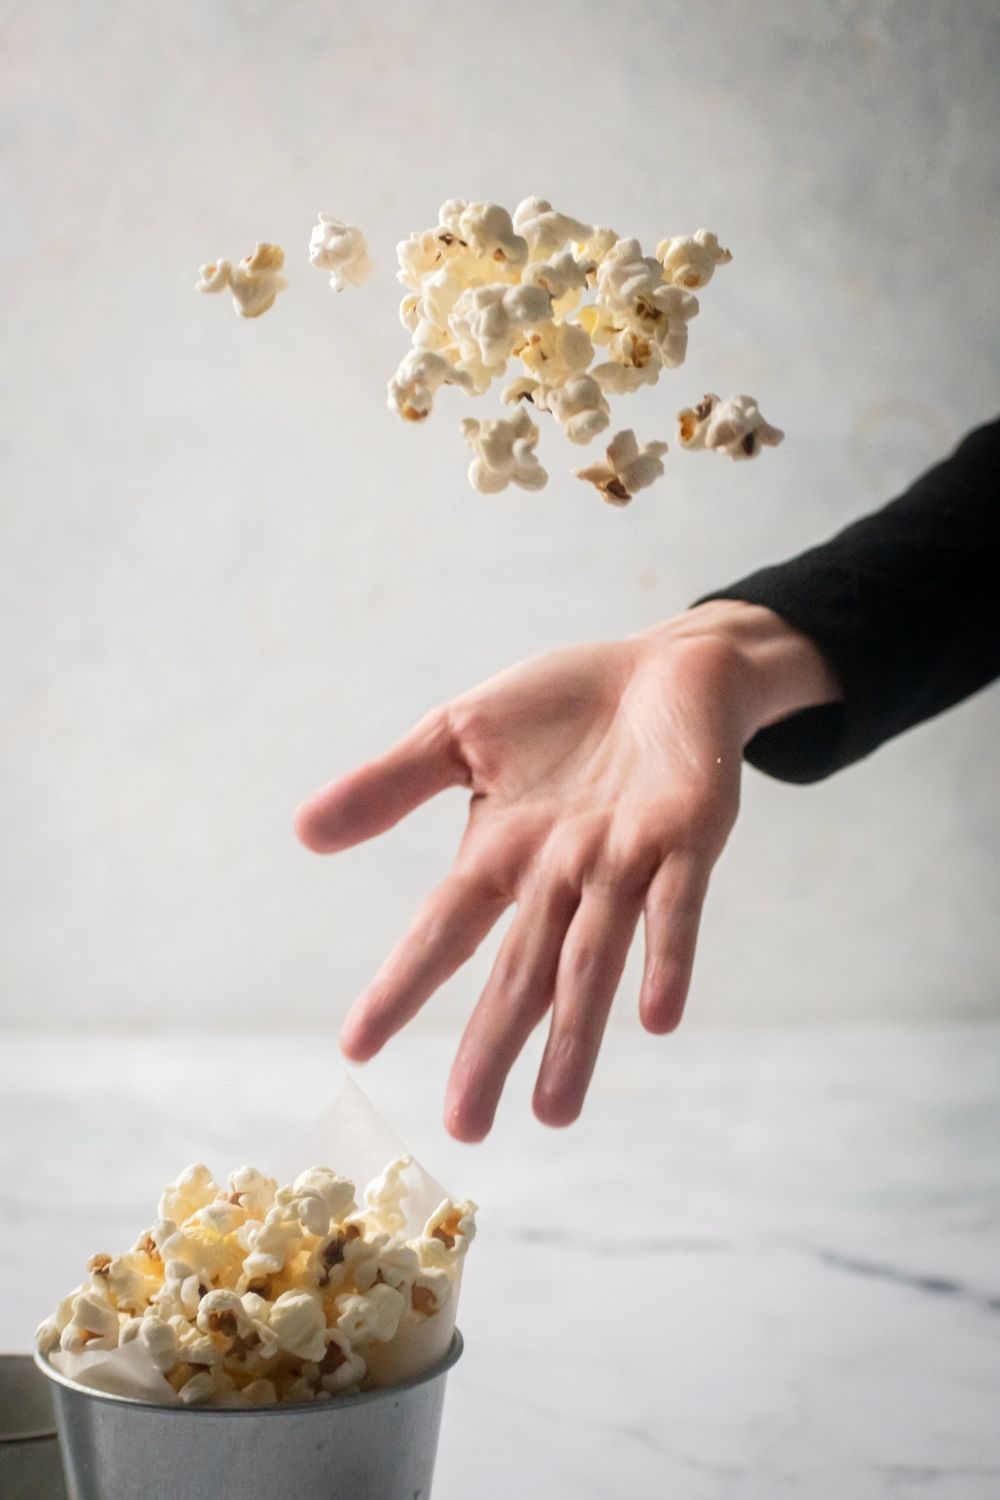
[
  {"x1": 34, "y1": 1329, "x2": 462, "y2": 1500},
  {"x1": 0, "y1": 1353, "x2": 69, "y2": 1499}
]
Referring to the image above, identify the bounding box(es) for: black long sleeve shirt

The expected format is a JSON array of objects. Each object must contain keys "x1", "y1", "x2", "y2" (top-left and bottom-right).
[{"x1": 700, "y1": 416, "x2": 1000, "y2": 784}]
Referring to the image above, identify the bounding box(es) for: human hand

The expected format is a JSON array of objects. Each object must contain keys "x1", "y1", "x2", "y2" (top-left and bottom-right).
[{"x1": 295, "y1": 601, "x2": 839, "y2": 1140}]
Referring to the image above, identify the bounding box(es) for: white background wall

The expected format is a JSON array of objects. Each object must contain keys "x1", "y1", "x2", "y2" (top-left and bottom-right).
[{"x1": 2, "y1": 0, "x2": 998, "y2": 1032}]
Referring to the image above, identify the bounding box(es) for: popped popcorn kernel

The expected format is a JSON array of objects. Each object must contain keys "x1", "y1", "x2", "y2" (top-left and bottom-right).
[
  {"x1": 540, "y1": 373, "x2": 610, "y2": 445},
  {"x1": 388, "y1": 350, "x2": 475, "y2": 422},
  {"x1": 158, "y1": 1164, "x2": 218, "y2": 1225},
  {"x1": 676, "y1": 392, "x2": 784, "y2": 460},
  {"x1": 512, "y1": 198, "x2": 592, "y2": 259},
  {"x1": 574, "y1": 430, "x2": 669, "y2": 506},
  {"x1": 657, "y1": 228, "x2": 732, "y2": 289},
  {"x1": 308, "y1": 213, "x2": 374, "y2": 292},
  {"x1": 196, "y1": 244, "x2": 288, "y2": 319},
  {"x1": 334, "y1": 1283, "x2": 406, "y2": 1347},
  {"x1": 440, "y1": 200, "x2": 528, "y2": 269},
  {"x1": 461, "y1": 408, "x2": 548, "y2": 494}
]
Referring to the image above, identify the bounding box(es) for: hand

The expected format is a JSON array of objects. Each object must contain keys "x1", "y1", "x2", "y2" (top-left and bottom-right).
[{"x1": 295, "y1": 601, "x2": 840, "y2": 1140}]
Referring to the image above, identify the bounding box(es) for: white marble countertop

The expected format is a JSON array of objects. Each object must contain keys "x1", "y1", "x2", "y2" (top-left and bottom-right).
[{"x1": 3, "y1": 1024, "x2": 999, "y2": 1499}]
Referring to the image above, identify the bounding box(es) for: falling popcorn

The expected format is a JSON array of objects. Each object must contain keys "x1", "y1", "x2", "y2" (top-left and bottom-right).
[
  {"x1": 677, "y1": 392, "x2": 784, "y2": 460},
  {"x1": 388, "y1": 349, "x2": 475, "y2": 422},
  {"x1": 461, "y1": 408, "x2": 548, "y2": 493},
  {"x1": 574, "y1": 429, "x2": 669, "y2": 506},
  {"x1": 308, "y1": 213, "x2": 374, "y2": 292},
  {"x1": 195, "y1": 242, "x2": 288, "y2": 319},
  {"x1": 657, "y1": 229, "x2": 733, "y2": 289},
  {"x1": 37, "y1": 1158, "x2": 476, "y2": 1406},
  {"x1": 388, "y1": 197, "x2": 744, "y2": 495}
]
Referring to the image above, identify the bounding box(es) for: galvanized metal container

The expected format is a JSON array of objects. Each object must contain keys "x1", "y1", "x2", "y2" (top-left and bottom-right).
[
  {"x1": 0, "y1": 1353, "x2": 68, "y2": 1499},
  {"x1": 35, "y1": 1330, "x2": 462, "y2": 1500}
]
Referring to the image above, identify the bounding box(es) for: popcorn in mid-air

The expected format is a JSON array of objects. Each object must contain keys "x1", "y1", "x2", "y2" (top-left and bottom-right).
[
  {"x1": 387, "y1": 197, "x2": 760, "y2": 497},
  {"x1": 388, "y1": 349, "x2": 475, "y2": 422},
  {"x1": 657, "y1": 229, "x2": 732, "y2": 289},
  {"x1": 308, "y1": 214, "x2": 375, "y2": 292},
  {"x1": 461, "y1": 408, "x2": 548, "y2": 494},
  {"x1": 36, "y1": 1159, "x2": 476, "y2": 1407},
  {"x1": 676, "y1": 392, "x2": 785, "y2": 460},
  {"x1": 574, "y1": 429, "x2": 669, "y2": 506},
  {"x1": 195, "y1": 243, "x2": 288, "y2": 319},
  {"x1": 194, "y1": 198, "x2": 778, "y2": 498}
]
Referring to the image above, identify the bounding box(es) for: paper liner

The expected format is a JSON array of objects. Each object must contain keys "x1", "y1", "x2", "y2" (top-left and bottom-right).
[{"x1": 50, "y1": 1069, "x2": 464, "y2": 1403}]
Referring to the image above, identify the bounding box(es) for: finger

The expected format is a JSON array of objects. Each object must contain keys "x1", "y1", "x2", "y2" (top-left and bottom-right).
[
  {"x1": 340, "y1": 870, "x2": 509, "y2": 1062},
  {"x1": 295, "y1": 710, "x2": 465, "y2": 854},
  {"x1": 444, "y1": 882, "x2": 578, "y2": 1143},
  {"x1": 638, "y1": 856, "x2": 710, "y2": 1035},
  {"x1": 533, "y1": 889, "x2": 642, "y2": 1128}
]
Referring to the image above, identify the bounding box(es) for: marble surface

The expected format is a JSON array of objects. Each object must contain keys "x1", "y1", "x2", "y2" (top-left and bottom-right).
[{"x1": 3, "y1": 1024, "x2": 999, "y2": 1498}]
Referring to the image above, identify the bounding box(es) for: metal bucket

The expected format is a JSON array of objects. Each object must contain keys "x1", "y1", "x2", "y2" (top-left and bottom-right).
[
  {"x1": 0, "y1": 1353, "x2": 69, "y2": 1499},
  {"x1": 35, "y1": 1330, "x2": 462, "y2": 1500}
]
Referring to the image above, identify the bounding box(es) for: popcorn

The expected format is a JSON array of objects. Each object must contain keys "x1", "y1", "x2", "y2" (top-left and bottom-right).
[
  {"x1": 319, "y1": 1329, "x2": 366, "y2": 1394},
  {"x1": 410, "y1": 1267, "x2": 452, "y2": 1319},
  {"x1": 293, "y1": 1167, "x2": 357, "y2": 1224},
  {"x1": 538, "y1": 374, "x2": 610, "y2": 445},
  {"x1": 511, "y1": 198, "x2": 592, "y2": 259},
  {"x1": 438, "y1": 199, "x2": 528, "y2": 269},
  {"x1": 227, "y1": 1167, "x2": 278, "y2": 1221},
  {"x1": 524, "y1": 249, "x2": 594, "y2": 303},
  {"x1": 361, "y1": 1155, "x2": 412, "y2": 1236},
  {"x1": 308, "y1": 213, "x2": 374, "y2": 291},
  {"x1": 39, "y1": 1157, "x2": 475, "y2": 1406},
  {"x1": 241, "y1": 1203, "x2": 304, "y2": 1278},
  {"x1": 178, "y1": 1369, "x2": 235, "y2": 1406},
  {"x1": 195, "y1": 244, "x2": 288, "y2": 319},
  {"x1": 450, "y1": 282, "x2": 552, "y2": 372},
  {"x1": 120, "y1": 1314, "x2": 179, "y2": 1373},
  {"x1": 388, "y1": 349, "x2": 475, "y2": 422},
  {"x1": 590, "y1": 359, "x2": 662, "y2": 395},
  {"x1": 425, "y1": 1199, "x2": 477, "y2": 1252},
  {"x1": 516, "y1": 318, "x2": 593, "y2": 385},
  {"x1": 334, "y1": 1284, "x2": 406, "y2": 1347},
  {"x1": 270, "y1": 1290, "x2": 329, "y2": 1362},
  {"x1": 676, "y1": 392, "x2": 784, "y2": 460},
  {"x1": 60, "y1": 1288, "x2": 120, "y2": 1354},
  {"x1": 158, "y1": 1164, "x2": 218, "y2": 1225},
  {"x1": 657, "y1": 228, "x2": 732, "y2": 289},
  {"x1": 461, "y1": 408, "x2": 548, "y2": 494},
  {"x1": 353, "y1": 1236, "x2": 420, "y2": 1295},
  {"x1": 574, "y1": 429, "x2": 669, "y2": 506}
]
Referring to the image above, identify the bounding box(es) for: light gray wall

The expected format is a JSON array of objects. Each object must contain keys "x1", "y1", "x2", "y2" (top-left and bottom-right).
[{"x1": 2, "y1": 0, "x2": 998, "y2": 1028}]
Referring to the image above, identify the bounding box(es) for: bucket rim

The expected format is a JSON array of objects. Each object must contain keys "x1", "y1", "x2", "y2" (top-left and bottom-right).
[{"x1": 33, "y1": 1328, "x2": 462, "y2": 1415}]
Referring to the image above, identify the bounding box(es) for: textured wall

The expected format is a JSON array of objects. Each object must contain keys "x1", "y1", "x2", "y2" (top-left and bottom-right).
[{"x1": 2, "y1": 0, "x2": 998, "y2": 1028}]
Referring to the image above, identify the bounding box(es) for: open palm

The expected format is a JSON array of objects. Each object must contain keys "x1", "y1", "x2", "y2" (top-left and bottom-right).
[{"x1": 295, "y1": 618, "x2": 758, "y2": 1140}]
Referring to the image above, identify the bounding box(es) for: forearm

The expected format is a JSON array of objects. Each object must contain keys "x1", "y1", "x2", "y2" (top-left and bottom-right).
[{"x1": 696, "y1": 416, "x2": 1000, "y2": 782}]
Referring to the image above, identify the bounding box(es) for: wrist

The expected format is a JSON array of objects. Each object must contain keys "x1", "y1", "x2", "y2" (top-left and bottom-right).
[{"x1": 637, "y1": 599, "x2": 843, "y2": 745}]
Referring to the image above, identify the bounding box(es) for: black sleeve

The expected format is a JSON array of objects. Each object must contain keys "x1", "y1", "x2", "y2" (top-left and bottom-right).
[{"x1": 697, "y1": 415, "x2": 1000, "y2": 784}]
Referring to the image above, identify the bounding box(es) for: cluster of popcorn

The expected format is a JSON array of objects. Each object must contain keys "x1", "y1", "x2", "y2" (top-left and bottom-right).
[
  {"x1": 388, "y1": 198, "x2": 778, "y2": 501},
  {"x1": 193, "y1": 204, "x2": 783, "y2": 499},
  {"x1": 37, "y1": 1159, "x2": 475, "y2": 1407}
]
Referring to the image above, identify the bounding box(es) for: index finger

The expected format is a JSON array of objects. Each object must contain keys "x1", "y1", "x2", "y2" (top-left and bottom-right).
[{"x1": 295, "y1": 709, "x2": 468, "y2": 854}]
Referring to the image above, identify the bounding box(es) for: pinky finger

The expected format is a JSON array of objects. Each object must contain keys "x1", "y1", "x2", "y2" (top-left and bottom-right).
[{"x1": 638, "y1": 856, "x2": 710, "y2": 1035}]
